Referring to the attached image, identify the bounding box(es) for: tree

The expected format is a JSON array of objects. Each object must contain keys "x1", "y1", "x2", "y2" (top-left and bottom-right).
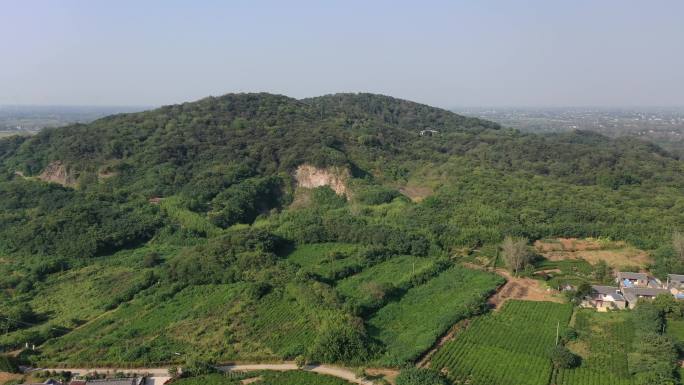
[
  {"x1": 142, "y1": 251, "x2": 160, "y2": 267},
  {"x1": 309, "y1": 317, "x2": 370, "y2": 364},
  {"x1": 654, "y1": 293, "x2": 680, "y2": 317},
  {"x1": 501, "y1": 236, "x2": 530, "y2": 275},
  {"x1": 550, "y1": 345, "x2": 580, "y2": 369},
  {"x1": 592, "y1": 260, "x2": 611, "y2": 283},
  {"x1": 629, "y1": 333, "x2": 677, "y2": 385},
  {"x1": 673, "y1": 231, "x2": 684, "y2": 262},
  {"x1": 396, "y1": 367, "x2": 448, "y2": 385}
]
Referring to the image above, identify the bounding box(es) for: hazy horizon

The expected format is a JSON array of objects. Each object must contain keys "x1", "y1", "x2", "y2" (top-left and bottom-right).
[{"x1": 2, "y1": 0, "x2": 683, "y2": 108}]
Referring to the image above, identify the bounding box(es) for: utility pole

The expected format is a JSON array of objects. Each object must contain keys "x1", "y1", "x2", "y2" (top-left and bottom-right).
[{"x1": 555, "y1": 321, "x2": 560, "y2": 346}]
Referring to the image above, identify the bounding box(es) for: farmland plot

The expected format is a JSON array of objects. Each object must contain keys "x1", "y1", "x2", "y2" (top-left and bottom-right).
[
  {"x1": 431, "y1": 300, "x2": 573, "y2": 385},
  {"x1": 553, "y1": 310, "x2": 635, "y2": 385}
]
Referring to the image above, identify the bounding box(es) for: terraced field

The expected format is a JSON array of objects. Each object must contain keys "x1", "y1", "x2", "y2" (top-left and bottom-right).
[
  {"x1": 246, "y1": 287, "x2": 319, "y2": 358},
  {"x1": 431, "y1": 300, "x2": 573, "y2": 385},
  {"x1": 336, "y1": 255, "x2": 438, "y2": 309}
]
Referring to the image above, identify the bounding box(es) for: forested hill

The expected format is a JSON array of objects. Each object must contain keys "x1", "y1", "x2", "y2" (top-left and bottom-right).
[
  {"x1": 1, "y1": 92, "x2": 681, "y2": 192},
  {"x1": 0, "y1": 93, "x2": 501, "y2": 191},
  {"x1": 1, "y1": 92, "x2": 684, "y2": 366},
  {"x1": 0, "y1": 93, "x2": 682, "y2": 261}
]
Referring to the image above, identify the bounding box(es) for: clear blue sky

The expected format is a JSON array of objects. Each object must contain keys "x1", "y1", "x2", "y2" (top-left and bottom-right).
[{"x1": 1, "y1": 0, "x2": 683, "y2": 107}]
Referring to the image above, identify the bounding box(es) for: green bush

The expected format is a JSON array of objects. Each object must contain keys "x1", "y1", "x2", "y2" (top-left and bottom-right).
[{"x1": 550, "y1": 345, "x2": 580, "y2": 369}]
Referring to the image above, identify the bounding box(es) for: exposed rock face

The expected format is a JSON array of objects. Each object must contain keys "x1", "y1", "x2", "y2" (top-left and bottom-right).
[
  {"x1": 37, "y1": 161, "x2": 77, "y2": 187},
  {"x1": 294, "y1": 164, "x2": 350, "y2": 196}
]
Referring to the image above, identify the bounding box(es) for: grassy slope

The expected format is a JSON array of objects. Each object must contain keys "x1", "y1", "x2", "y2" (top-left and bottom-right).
[
  {"x1": 39, "y1": 283, "x2": 248, "y2": 365},
  {"x1": 0, "y1": 245, "x2": 173, "y2": 349},
  {"x1": 286, "y1": 243, "x2": 363, "y2": 280}
]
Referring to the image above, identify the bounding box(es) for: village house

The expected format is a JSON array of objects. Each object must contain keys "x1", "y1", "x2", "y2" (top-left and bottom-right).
[
  {"x1": 667, "y1": 274, "x2": 684, "y2": 298},
  {"x1": 621, "y1": 287, "x2": 670, "y2": 309},
  {"x1": 616, "y1": 272, "x2": 648, "y2": 289},
  {"x1": 582, "y1": 285, "x2": 626, "y2": 311}
]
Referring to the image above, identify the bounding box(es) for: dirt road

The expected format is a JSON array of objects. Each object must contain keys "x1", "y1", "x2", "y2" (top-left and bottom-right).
[
  {"x1": 218, "y1": 363, "x2": 375, "y2": 385},
  {"x1": 39, "y1": 364, "x2": 375, "y2": 385}
]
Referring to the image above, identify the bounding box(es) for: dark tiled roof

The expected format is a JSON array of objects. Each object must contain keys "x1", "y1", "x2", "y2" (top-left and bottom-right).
[
  {"x1": 618, "y1": 272, "x2": 648, "y2": 280},
  {"x1": 591, "y1": 285, "x2": 625, "y2": 301},
  {"x1": 668, "y1": 274, "x2": 684, "y2": 283},
  {"x1": 622, "y1": 287, "x2": 670, "y2": 303},
  {"x1": 86, "y1": 379, "x2": 140, "y2": 385}
]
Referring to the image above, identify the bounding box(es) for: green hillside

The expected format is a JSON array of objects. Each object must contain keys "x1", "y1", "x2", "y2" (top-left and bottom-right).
[{"x1": 0, "y1": 93, "x2": 683, "y2": 370}]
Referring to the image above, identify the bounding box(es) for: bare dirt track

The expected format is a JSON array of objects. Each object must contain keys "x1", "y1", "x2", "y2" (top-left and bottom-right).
[{"x1": 41, "y1": 365, "x2": 377, "y2": 385}]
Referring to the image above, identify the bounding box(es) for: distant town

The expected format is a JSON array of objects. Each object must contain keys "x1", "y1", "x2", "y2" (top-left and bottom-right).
[
  {"x1": 455, "y1": 106, "x2": 684, "y2": 156},
  {"x1": 0, "y1": 105, "x2": 149, "y2": 135}
]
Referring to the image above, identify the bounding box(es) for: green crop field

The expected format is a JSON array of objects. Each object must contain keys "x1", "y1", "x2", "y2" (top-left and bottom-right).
[
  {"x1": 173, "y1": 372, "x2": 353, "y2": 385},
  {"x1": 431, "y1": 300, "x2": 573, "y2": 385},
  {"x1": 553, "y1": 310, "x2": 635, "y2": 385},
  {"x1": 335, "y1": 255, "x2": 438, "y2": 309},
  {"x1": 253, "y1": 371, "x2": 353, "y2": 385},
  {"x1": 369, "y1": 266, "x2": 503, "y2": 364}
]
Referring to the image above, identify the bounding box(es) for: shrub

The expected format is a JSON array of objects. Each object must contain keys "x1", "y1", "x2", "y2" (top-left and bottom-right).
[
  {"x1": 294, "y1": 354, "x2": 306, "y2": 368},
  {"x1": 309, "y1": 317, "x2": 370, "y2": 364},
  {"x1": 550, "y1": 345, "x2": 580, "y2": 369},
  {"x1": 0, "y1": 355, "x2": 18, "y2": 373}
]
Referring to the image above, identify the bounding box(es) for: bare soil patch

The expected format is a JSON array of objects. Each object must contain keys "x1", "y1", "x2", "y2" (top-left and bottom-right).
[
  {"x1": 240, "y1": 377, "x2": 262, "y2": 384},
  {"x1": 535, "y1": 237, "x2": 651, "y2": 268},
  {"x1": 488, "y1": 269, "x2": 563, "y2": 308},
  {"x1": 294, "y1": 164, "x2": 349, "y2": 196},
  {"x1": 365, "y1": 368, "x2": 399, "y2": 385},
  {"x1": 0, "y1": 372, "x2": 24, "y2": 384},
  {"x1": 38, "y1": 161, "x2": 77, "y2": 187}
]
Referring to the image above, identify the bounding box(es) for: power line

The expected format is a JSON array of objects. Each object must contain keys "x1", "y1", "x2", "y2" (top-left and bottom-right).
[{"x1": 0, "y1": 315, "x2": 72, "y2": 332}]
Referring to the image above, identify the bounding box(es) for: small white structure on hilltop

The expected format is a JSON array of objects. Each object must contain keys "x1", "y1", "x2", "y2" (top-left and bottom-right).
[{"x1": 419, "y1": 129, "x2": 439, "y2": 136}]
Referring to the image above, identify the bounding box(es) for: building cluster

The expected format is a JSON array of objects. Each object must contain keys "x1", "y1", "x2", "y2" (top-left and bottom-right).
[{"x1": 582, "y1": 272, "x2": 684, "y2": 311}]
